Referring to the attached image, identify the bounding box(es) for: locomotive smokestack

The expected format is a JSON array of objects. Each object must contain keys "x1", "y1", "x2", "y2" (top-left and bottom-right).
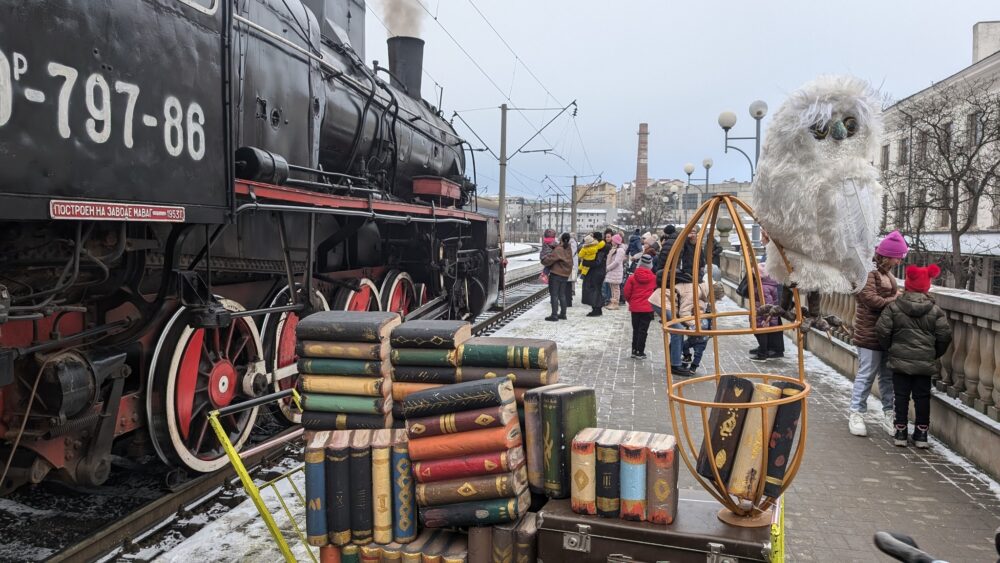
[{"x1": 387, "y1": 36, "x2": 424, "y2": 100}]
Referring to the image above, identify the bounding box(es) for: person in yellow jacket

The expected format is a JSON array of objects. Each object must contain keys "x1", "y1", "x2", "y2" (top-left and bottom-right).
[{"x1": 577, "y1": 235, "x2": 606, "y2": 276}]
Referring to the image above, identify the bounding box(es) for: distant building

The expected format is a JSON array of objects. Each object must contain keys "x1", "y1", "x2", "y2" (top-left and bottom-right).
[{"x1": 575, "y1": 181, "x2": 618, "y2": 207}]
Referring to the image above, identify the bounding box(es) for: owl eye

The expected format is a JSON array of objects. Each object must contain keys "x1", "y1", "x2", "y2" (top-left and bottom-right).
[
  {"x1": 810, "y1": 123, "x2": 829, "y2": 140},
  {"x1": 844, "y1": 116, "x2": 858, "y2": 137}
]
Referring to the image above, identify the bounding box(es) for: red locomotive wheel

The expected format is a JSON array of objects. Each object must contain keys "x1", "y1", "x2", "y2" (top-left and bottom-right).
[
  {"x1": 147, "y1": 298, "x2": 264, "y2": 473},
  {"x1": 332, "y1": 278, "x2": 382, "y2": 311},
  {"x1": 379, "y1": 270, "x2": 415, "y2": 316},
  {"x1": 261, "y1": 285, "x2": 329, "y2": 424},
  {"x1": 413, "y1": 283, "x2": 429, "y2": 306}
]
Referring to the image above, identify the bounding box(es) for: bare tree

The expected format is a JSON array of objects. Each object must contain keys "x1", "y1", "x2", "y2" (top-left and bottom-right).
[
  {"x1": 628, "y1": 192, "x2": 679, "y2": 235},
  {"x1": 882, "y1": 76, "x2": 1000, "y2": 289}
]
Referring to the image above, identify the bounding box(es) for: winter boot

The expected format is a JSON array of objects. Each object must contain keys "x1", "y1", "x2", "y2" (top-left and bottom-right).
[
  {"x1": 912, "y1": 425, "x2": 929, "y2": 448},
  {"x1": 848, "y1": 412, "x2": 867, "y2": 437},
  {"x1": 545, "y1": 315, "x2": 559, "y2": 322},
  {"x1": 894, "y1": 425, "x2": 908, "y2": 447},
  {"x1": 881, "y1": 410, "x2": 896, "y2": 436}
]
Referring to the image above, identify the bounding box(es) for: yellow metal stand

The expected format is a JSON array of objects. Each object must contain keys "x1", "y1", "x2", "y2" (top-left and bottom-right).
[
  {"x1": 769, "y1": 495, "x2": 785, "y2": 562},
  {"x1": 208, "y1": 388, "x2": 313, "y2": 563}
]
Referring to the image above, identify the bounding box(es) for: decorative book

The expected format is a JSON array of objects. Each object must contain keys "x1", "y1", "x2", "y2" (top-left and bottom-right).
[
  {"x1": 619, "y1": 431, "x2": 652, "y2": 521},
  {"x1": 324, "y1": 430, "x2": 353, "y2": 546},
  {"x1": 415, "y1": 466, "x2": 528, "y2": 507},
  {"x1": 302, "y1": 411, "x2": 391, "y2": 431},
  {"x1": 696, "y1": 375, "x2": 755, "y2": 486},
  {"x1": 302, "y1": 393, "x2": 391, "y2": 415},
  {"x1": 296, "y1": 311, "x2": 401, "y2": 343},
  {"x1": 728, "y1": 382, "x2": 781, "y2": 500},
  {"x1": 390, "y1": 320, "x2": 472, "y2": 349},
  {"x1": 764, "y1": 381, "x2": 805, "y2": 498},
  {"x1": 298, "y1": 358, "x2": 390, "y2": 377},
  {"x1": 646, "y1": 433, "x2": 679, "y2": 524},
  {"x1": 300, "y1": 375, "x2": 390, "y2": 397},
  {"x1": 514, "y1": 512, "x2": 538, "y2": 563},
  {"x1": 595, "y1": 429, "x2": 626, "y2": 518},
  {"x1": 297, "y1": 340, "x2": 391, "y2": 361},
  {"x1": 412, "y1": 448, "x2": 525, "y2": 484},
  {"x1": 570, "y1": 427, "x2": 603, "y2": 515},
  {"x1": 391, "y1": 429, "x2": 417, "y2": 544},
  {"x1": 456, "y1": 366, "x2": 558, "y2": 387},
  {"x1": 406, "y1": 402, "x2": 517, "y2": 440},
  {"x1": 349, "y1": 429, "x2": 374, "y2": 544},
  {"x1": 467, "y1": 525, "x2": 492, "y2": 563},
  {"x1": 392, "y1": 382, "x2": 443, "y2": 402},
  {"x1": 390, "y1": 365, "x2": 460, "y2": 384},
  {"x1": 305, "y1": 430, "x2": 329, "y2": 546},
  {"x1": 459, "y1": 337, "x2": 557, "y2": 369},
  {"x1": 491, "y1": 517, "x2": 517, "y2": 563},
  {"x1": 390, "y1": 348, "x2": 461, "y2": 367},
  {"x1": 418, "y1": 489, "x2": 530, "y2": 528},
  {"x1": 407, "y1": 421, "x2": 522, "y2": 461},
  {"x1": 541, "y1": 385, "x2": 597, "y2": 498},
  {"x1": 400, "y1": 378, "x2": 515, "y2": 419},
  {"x1": 523, "y1": 383, "x2": 569, "y2": 493},
  {"x1": 372, "y1": 429, "x2": 393, "y2": 544}
]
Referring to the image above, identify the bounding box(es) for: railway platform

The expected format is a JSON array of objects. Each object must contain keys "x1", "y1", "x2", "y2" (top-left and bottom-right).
[{"x1": 49, "y1": 282, "x2": 1000, "y2": 562}]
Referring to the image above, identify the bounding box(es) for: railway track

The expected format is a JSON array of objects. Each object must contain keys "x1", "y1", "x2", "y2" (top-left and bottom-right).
[{"x1": 24, "y1": 267, "x2": 549, "y2": 562}]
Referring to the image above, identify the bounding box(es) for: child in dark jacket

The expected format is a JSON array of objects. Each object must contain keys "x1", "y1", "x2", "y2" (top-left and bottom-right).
[
  {"x1": 623, "y1": 254, "x2": 657, "y2": 359},
  {"x1": 876, "y1": 264, "x2": 952, "y2": 448}
]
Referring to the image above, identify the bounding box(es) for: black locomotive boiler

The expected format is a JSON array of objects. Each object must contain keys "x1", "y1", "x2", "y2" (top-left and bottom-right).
[{"x1": 0, "y1": 0, "x2": 500, "y2": 492}]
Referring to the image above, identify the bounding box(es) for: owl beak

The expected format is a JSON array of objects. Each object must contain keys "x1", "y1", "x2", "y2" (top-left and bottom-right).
[{"x1": 831, "y1": 120, "x2": 848, "y2": 141}]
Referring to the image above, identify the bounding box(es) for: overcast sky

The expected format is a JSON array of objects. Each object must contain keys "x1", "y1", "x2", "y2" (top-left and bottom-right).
[{"x1": 363, "y1": 1, "x2": 997, "y2": 200}]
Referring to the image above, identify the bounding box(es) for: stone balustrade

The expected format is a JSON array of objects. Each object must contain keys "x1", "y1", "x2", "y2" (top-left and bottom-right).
[{"x1": 719, "y1": 250, "x2": 1000, "y2": 479}]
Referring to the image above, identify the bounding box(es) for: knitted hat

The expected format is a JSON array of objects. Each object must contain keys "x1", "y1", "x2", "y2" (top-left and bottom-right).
[
  {"x1": 611, "y1": 234, "x2": 623, "y2": 245},
  {"x1": 642, "y1": 231, "x2": 651, "y2": 241},
  {"x1": 543, "y1": 228, "x2": 556, "y2": 238},
  {"x1": 664, "y1": 225, "x2": 676, "y2": 235},
  {"x1": 905, "y1": 264, "x2": 940, "y2": 293},
  {"x1": 638, "y1": 254, "x2": 653, "y2": 269},
  {"x1": 583, "y1": 234, "x2": 596, "y2": 245},
  {"x1": 876, "y1": 230, "x2": 909, "y2": 259}
]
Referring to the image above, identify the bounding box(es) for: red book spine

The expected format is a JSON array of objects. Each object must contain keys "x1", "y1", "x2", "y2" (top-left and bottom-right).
[
  {"x1": 405, "y1": 403, "x2": 515, "y2": 440},
  {"x1": 407, "y1": 421, "x2": 521, "y2": 462},
  {"x1": 412, "y1": 448, "x2": 525, "y2": 484}
]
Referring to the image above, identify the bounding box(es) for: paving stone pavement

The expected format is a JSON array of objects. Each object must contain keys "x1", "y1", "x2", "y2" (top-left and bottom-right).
[{"x1": 496, "y1": 283, "x2": 1000, "y2": 562}]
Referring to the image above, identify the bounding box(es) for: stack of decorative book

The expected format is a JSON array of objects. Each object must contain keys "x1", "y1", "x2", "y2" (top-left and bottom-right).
[
  {"x1": 296, "y1": 311, "x2": 401, "y2": 430},
  {"x1": 522, "y1": 384, "x2": 597, "y2": 499},
  {"x1": 569, "y1": 428, "x2": 680, "y2": 524},
  {"x1": 400, "y1": 378, "x2": 530, "y2": 528},
  {"x1": 304, "y1": 428, "x2": 417, "y2": 552},
  {"x1": 695, "y1": 375, "x2": 805, "y2": 500},
  {"x1": 391, "y1": 332, "x2": 559, "y2": 410}
]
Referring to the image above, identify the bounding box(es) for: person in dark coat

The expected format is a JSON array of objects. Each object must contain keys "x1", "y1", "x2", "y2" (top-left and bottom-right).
[
  {"x1": 627, "y1": 229, "x2": 642, "y2": 258},
  {"x1": 652, "y1": 225, "x2": 679, "y2": 272},
  {"x1": 541, "y1": 233, "x2": 574, "y2": 321},
  {"x1": 876, "y1": 264, "x2": 952, "y2": 448},
  {"x1": 580, "y1": 231, "x2": 609, "y2": 317}
]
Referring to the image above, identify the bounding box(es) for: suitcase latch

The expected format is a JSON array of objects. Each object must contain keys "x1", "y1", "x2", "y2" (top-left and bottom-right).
[
  {"x1": 706, "y1": 542, "x2": 737, "y2": 563},
  {"x1": 563, "y1": 523, "x2": 591, "y2": 553}
]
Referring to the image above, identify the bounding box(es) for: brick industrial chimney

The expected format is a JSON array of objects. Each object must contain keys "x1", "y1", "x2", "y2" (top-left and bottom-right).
[{"x1": 635, "y1": 123, "x2": 649, "y2": 205}]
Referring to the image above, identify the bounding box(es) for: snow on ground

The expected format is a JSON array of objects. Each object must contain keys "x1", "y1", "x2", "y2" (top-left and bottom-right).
[
  {"x1": 154, "y1": 469, "x2": 315, "y2": 563},
  {"x1": 502, "y1": 242, "x2": 531, "y2": 254}
]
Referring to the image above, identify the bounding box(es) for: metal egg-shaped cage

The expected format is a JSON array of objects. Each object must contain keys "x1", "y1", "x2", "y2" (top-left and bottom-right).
[{"x1": 661, "y1": 194, "x2": 810, "y2": 526}]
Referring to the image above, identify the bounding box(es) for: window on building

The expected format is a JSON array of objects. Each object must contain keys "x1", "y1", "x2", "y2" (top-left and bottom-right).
[
  {"x1": 940, "y1": 122, "x2": 953, "y2": 156},
  {"x1": 991, "y1": 259, "x2": 1000, "y2": 296},
  {"x1": 683, "y1": 193, "x2": 700, "y2": 210},
  {"x1": 916, "y1": 130, "x2": 929, "y2": 163},
  {"x1": 898, "y1": 138, "x2": 909, "y2": 165},
  {"x1": 967, "y1": 112, "x2": 984, "y2": 151},
  {"x1": 937, "y1": 185, "x2": 951, "y2": 229},
  {"x1": 880, "y1": 145, "x2": 890, "y2": 171},
  {"x1": 894, "y1": 190, "x2": 906, "y2": 229}
]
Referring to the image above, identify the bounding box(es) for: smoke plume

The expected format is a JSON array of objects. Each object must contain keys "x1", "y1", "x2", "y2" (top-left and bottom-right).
[{"x1": 381, "y1": 0, "x2": 424, "y2": 37}]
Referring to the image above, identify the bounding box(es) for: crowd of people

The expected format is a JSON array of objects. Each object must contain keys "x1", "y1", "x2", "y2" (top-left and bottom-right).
[{"x1": 539, "y1": 225, "x2": 953, "y2": 448}]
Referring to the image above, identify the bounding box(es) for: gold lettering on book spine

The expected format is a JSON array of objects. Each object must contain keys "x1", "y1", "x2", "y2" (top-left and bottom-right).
[
  {"x1": 715, "y1": 449, "x2": 726, "y2": 469},
  {"x1": 719, "y1": 410, "x2": 738, "y2": 438},
  {"x1": 543, "y1": 422, "x2": 553, "y2": 472}
]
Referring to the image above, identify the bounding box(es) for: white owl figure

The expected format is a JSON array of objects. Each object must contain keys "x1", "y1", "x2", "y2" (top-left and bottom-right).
[{"x1": 753, "y1": 75, "x2": 884, "y2": 295}]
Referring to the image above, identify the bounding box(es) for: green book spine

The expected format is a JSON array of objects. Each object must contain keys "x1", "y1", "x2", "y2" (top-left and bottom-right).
[
  {"x1": 298, "y1": 358, "x2": 388, "y2": 377},
  {"x1": 392, "y1": 365, "x2": 459, "y2": 384},
  {"x1": 303, "y1": 393, "x2": 389, "y2": 415},
  {"x1": 542, "y1": 386, "x2": 597, "y2": 498},
  {"x1": 418, "y1": 492, "x2": 527, "y2": 528},
  {"x1": 458, "y1": 338, "x2": 557, "y2": 369},
  {"x1": 390, "y1": 348, "x2": 460, "y2": 367}
]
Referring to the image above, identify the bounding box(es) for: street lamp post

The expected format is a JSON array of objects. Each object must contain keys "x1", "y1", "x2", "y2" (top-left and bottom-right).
[
  {"x1": 717, "y1": 100, "x2": 767, "y2": 180},
  {"x1": 682, "y1": 159, "x2": 712, "y2": 224}
]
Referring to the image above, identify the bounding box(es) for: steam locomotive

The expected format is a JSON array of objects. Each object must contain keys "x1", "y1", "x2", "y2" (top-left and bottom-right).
[{"x1": 0, "y1": 0, "x2": 500, "y2": 492}]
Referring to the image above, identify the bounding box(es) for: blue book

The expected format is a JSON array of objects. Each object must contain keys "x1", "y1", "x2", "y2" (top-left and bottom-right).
[
  {"x1": 391, "y1": 429, "x2": 417, "y2": 543},
  {"x1": 304, "y1": 431, "x2": 329, "y2": 546},
  {"x1": 619, "y1": 431, "x2": 651, "y2": 521}
]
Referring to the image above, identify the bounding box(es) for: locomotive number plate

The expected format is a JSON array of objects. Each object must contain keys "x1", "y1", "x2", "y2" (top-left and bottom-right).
[{"x1": 49, "y1": 199, "x2": 186, "y2": 222}]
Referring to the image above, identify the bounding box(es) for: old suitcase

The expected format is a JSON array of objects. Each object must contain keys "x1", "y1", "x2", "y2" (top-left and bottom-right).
[{"x1": 537, "y1": 491, "x2": 774, "y2": 562}]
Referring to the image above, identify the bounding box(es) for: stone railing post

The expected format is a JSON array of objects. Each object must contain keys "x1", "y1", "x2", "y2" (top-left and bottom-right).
[
  {"x1": 938, "y1": 336, "x2": 954, "y2": 390},
  {"x1": 976, "y1": 320, "x2": 996, "y2": 414},
  {"x1": 961, "y1": 318, "x2": 982, "y2": 407},
  {"x1": 992, "y1": 340, "x2": 1000, "y2": 420},
  {"x1": 948, "y1": 317, "x2": 967, "y2": 399}
]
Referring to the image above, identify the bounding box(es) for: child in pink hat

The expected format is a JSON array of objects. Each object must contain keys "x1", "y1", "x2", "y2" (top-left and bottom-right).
[{"x1": 848, "y1": 230, "x2": 909, "y2": 437}]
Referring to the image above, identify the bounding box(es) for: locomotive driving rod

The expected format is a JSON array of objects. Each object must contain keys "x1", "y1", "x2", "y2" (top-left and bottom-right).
[{"x1": 234, "y1": 202, "x2": 472, "y2": 225}]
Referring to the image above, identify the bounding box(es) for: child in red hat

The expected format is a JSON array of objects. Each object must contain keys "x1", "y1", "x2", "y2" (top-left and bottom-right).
[{"x1": 875, "y1": 264, "x2": 952, "y2": 448}]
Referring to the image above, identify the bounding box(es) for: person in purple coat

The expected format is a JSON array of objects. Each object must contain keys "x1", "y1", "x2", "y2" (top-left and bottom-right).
[{"x1": 752, "y1": 262, "x2": 785, "y2": 361}]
